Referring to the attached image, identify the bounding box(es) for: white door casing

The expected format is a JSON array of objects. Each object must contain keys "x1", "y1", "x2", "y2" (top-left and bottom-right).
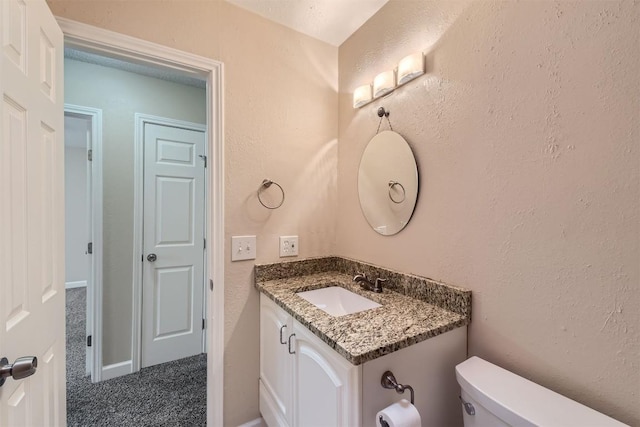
[
  {"x1": 141, "y1": 123, "x2": 206, "y2": 368},
  {"x1": 0, "y1": 0, "x2": 65, "y2": 425}
]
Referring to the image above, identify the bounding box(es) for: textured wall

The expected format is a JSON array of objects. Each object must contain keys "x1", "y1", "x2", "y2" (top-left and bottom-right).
[
  {"x1": 337, "y1": 0, "x2": 639, "y2": 425},
  {"x1": 218, "y1": 4, "x2": 338, "y2": 425},
  {"x1": 64, "y1": 58, "x2": 206, "y2": 366},
  {"x1": 50, "y1": 2, "x2": 338, "y2": 424},
  {"x1": 51, "y1": 0, "x2": 639, "y2": 424}
]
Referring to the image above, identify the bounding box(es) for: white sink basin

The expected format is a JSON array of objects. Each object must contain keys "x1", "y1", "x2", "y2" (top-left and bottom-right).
[{"x1": 296, "y1": 286, "x2": 381, "y2": 317}]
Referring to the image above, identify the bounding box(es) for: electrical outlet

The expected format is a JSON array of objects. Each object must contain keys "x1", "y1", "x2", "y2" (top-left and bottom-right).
[
  {"x1": 279, "y1": 235, "x2": 299, "y2": 257},
  {"x1": 231, "y1": 235, "x2": 256, "y2": 261}
]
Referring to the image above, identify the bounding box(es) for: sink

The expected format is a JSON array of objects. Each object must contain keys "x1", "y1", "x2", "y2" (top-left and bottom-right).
[{"x1": 296, "y1": 286, "x2": 381, "y2": 317}]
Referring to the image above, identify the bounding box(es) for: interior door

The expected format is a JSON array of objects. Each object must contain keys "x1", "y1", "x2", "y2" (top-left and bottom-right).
[
  {"x1": 0, "y1": 0, "x2": 65, "y2": 425},
  {"x1": 141, "y1": 123, "x2": 206, "y2": 368}
]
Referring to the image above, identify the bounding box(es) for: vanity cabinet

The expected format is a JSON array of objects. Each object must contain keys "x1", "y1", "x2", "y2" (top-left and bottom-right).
[
  {"x1": 260, "y1": 295, "x2": 360, "y2": 427},
  {"x1": 259, "y1": 293, "x2": 467, "y2": 427}
]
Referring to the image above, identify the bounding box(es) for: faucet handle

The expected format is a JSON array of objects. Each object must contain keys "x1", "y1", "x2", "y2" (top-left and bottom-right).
[{"x1": 353, "y1": 272, "x2": 367, "y2": 281}]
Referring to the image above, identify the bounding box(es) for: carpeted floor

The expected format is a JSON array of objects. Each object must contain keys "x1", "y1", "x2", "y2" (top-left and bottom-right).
[{"x1": 66, "y1": 287, "x2": 207, "y2": 426}]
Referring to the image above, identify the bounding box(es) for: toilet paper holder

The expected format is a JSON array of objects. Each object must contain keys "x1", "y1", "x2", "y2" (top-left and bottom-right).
[{"x1": 381, "y1": 370, "x2": 415, "y2": 404}]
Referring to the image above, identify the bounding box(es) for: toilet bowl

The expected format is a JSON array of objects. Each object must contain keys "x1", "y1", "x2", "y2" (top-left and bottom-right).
[{"x1": 455, "y1": 356, "x2": 628, "y2": 427}]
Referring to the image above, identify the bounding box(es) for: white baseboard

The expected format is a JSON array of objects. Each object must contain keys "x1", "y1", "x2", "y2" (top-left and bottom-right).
[
  {"x1": 237, "y1": 418, "x2": 266, "y2": 427},
  {"x1": 101, "y1": 360, "x2": 133, "y2": 381},
  {"x1": 66, "y1": 280, "x2": 87, "y2": 289}
]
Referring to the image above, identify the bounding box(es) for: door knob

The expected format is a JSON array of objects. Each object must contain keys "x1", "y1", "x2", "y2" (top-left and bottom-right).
[
  {"x1": 147, "y1": 253, "x2": 157, "y2": 262},
  {"x1": 0, "y1": 356, "x2": 37, "y2": 387}
]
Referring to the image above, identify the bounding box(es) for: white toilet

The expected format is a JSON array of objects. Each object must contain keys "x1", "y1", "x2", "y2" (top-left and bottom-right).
[{"x1": 455, "y1": 356, "x2": 628, "y2": 427}]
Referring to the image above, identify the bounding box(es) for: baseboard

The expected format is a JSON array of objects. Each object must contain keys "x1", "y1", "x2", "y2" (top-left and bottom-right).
[
  {"x1": 101, "y1": 360, "x2": 133, "y2": 381},
  {"x1": 66, "y1": 280, "x2": 87, "y2": 289},
  {"x1": 237, "y1": 418, "x2": 266, "y2": 427}
]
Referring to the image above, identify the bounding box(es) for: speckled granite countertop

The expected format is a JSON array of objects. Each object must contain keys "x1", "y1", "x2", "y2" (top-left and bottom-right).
[{"x1": 255, "y1": 257, "x2": 471, "y2": 365}]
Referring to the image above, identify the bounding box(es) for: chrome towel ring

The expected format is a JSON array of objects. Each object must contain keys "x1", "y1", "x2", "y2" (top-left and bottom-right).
[
  {"x1": 388, "y1": 180, "x2": 406, "y2": 204},
  {"x1": 258, "y1": 179, "x2": 285, "y2": 209}
]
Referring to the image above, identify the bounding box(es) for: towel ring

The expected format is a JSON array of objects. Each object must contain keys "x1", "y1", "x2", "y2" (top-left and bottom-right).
[
  {"x1": 388, "y1": 180, "x2": 406, "y2": 204},
  {"x1": 258, "y1": 179, "x2": 285, "y2": 209}
]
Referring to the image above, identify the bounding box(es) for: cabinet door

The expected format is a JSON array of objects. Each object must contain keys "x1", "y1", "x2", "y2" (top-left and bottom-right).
[
  {"x1": 293, "y1": 320, "x2": 361, "y2": 427},
  {"x1": 260, "y1": 295, "x2": 293, "y2": 427}
]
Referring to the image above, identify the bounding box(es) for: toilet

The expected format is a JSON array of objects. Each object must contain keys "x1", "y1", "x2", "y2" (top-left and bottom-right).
[{"x1": 455, "y1": 356, "x2": 628, "y2": 427}]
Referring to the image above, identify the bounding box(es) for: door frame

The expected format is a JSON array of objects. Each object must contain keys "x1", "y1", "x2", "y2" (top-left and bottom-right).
[
  {"x1": 63, "y1": 104, "x2": 103, "y2": 382},
  {"x1": 132, "y1": 114, "x2": 208, "y2": 371},
  {"x1": 57, "y1": 17, "x2": 225, "y2": 427}
]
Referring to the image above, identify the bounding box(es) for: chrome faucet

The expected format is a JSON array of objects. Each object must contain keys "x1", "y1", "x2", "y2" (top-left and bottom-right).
[{"x1": 353, "y1": 272, "x2": 386, "y2": 293}]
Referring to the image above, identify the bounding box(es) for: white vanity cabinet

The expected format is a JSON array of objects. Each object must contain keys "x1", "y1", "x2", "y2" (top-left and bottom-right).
[
  {"x1": 260, "y1": 295, "x2": 360, "y2": 427},
  {"x1": 259, "y1": 293, "x2": 467, "y2": 427}
]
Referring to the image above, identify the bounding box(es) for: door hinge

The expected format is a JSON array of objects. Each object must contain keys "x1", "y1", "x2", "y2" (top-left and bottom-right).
[
  {"x1": 199, "y1": 154, "x2": 207, "y2": 168},
  {"x1": 202, "y1": 319, "x2": 206, "y2": 330},
  {"x1": 87, "y1": 335, "x2": 92, "y2": 347},
  {"x1": 87, "y1": 242, "x2": 93, "y2": 254},
  {"x1": 209, "y1": 279, "x2": 214, "y2": 290},
  {"x1": 204, "y1": 238, "x2": 206, "y2": 249},
  {"x1": 88, "y1": 149, "x2": 93, "y2": 161}
]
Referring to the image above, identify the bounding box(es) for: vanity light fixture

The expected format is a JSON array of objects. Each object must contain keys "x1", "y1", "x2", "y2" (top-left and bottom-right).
[
  {"x1": 373, "y1": 70, "x2": 396, "y2": 98},
  {"x1": 353, "y1": 84, "x2": 373, "y2": 108},
  {"x1": 353, "y1": 50, "x2": 427, "y2": 109},
  {"x1": 397, "y1": 52, "x2": 425, "y2": 85}
]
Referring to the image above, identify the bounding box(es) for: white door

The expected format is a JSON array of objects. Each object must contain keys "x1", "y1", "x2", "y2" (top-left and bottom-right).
[
  {"x1": 293, "y1": 321, "x2": 361, "y2": 427},
  {"x1": 141, "y1": 123, "x2": 206, "y2": 368},
  {"x1": 0, "y1": 0, "x2": 65, "y2": 425},
  {"x1": 260, "y1": 294, "x2": 293, "y2": 427}
]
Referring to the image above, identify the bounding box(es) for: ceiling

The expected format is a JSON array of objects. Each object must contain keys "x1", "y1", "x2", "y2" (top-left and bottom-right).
[{"x1": 225, "y1": 0, "x2": 389, "y2": 46}]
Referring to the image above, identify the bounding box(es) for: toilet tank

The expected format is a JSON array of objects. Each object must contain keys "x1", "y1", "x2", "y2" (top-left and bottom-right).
[{"x1": 455, "y1": 356, "x2": 628, "y2": 427}]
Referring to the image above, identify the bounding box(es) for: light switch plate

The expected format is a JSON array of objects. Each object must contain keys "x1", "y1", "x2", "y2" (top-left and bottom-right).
[
  {"x1": 279, "y1": 235, "x2": 299, "y2": 257},
  {"x1": 231, "y1": 235, "x2": 256, "y2": 261}
]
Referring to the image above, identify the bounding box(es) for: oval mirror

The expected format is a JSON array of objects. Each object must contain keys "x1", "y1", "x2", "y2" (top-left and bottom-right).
[{"x1": 358, "y1": 130, "x2": 419, "y2": 235}]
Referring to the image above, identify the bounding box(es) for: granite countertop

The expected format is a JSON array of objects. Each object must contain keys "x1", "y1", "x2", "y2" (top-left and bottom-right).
[{"x1": 255, "y1": 269, "x2": 470, "y2": 366}]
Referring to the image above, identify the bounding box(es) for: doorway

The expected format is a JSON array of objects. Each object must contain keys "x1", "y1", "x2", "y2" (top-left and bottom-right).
[
  {"x1": 63, "y1": 105, "x2": 102, "y2": 382},
  {"x1": 59, "y1": 17, "x2": 224, "y2": 426},
  {"x1": 64, "y1": 53, "x2": 209, "y2": 381}
]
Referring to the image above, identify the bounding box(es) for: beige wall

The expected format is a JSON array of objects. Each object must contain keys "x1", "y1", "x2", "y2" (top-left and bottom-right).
[
  {"x1": 52, "y1": 0, "x2": 639, "y2": 425},
  {"x1": 338, "y1": 1, "x2": 639, "y2": 425},
  {"x1": 64, "y1": 58, "x2": 206, "y2": 365},
  {"x1": 218, "y1": 5, "x2": 338, "y2": 425},
  {"x1": 50, "y1": 1, "x2": 339, "y2": 424}
]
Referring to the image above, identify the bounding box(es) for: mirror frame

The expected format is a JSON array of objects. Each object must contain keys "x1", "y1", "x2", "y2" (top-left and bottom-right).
[{"x1": 357, "y1": 130, "x2": 419, "y2": 236}]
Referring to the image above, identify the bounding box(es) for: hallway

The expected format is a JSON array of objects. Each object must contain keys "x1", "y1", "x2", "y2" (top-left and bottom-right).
[{"x1": 66, "y1": 288, "x2": 207, "y2": 426}]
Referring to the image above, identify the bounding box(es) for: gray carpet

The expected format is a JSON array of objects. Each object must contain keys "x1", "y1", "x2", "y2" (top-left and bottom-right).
[{"x1": 66, "y1": 287, "x2": 207, "y2": 426}]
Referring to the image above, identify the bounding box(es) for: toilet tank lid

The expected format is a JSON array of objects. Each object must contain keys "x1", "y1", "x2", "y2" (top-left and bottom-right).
[{"x1": 455, "y1": 357, "x2": 628, "y2": 427}]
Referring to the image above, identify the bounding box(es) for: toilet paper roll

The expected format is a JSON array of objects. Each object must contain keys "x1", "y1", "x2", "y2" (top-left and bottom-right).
[{"x1": 376, "y1": 399, "x2": 421, "y2": 427}]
